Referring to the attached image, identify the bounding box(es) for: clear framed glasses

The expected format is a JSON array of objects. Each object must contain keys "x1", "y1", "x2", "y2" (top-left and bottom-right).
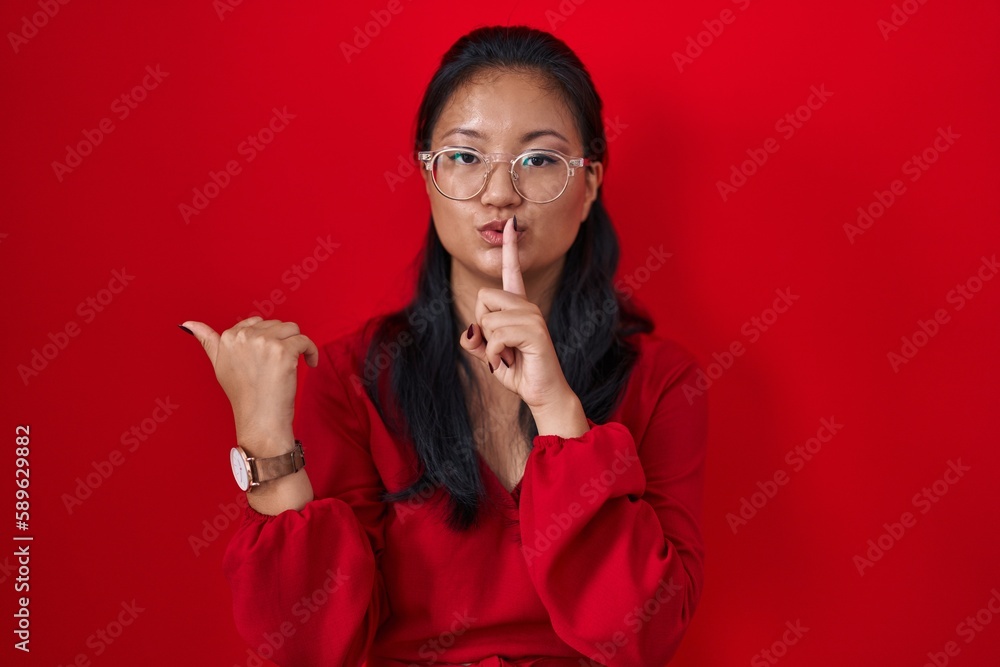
[{"x1": 417, "y1": 146, "x2": 592, "y2": 204}]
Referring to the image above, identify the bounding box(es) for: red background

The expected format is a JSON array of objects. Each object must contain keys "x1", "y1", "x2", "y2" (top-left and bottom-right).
[{"x1": 3, "y1": 1, "x2": 999, "y2": 665}]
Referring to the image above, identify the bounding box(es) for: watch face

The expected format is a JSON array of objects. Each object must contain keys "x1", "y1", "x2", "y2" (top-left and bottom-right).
[{"x1": 230, "y1": 447, "x2": 249, "y2": 491}]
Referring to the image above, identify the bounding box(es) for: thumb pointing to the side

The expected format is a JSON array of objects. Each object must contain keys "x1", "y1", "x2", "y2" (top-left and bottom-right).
[{"x1": 179, "y1": 321, "x2": 221, "y2": 365}]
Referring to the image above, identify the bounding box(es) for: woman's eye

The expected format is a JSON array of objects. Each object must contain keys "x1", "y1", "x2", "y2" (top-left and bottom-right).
[
  {"x1": 449, "y1": 152, "x2": 479, "y2": 165},
  {"x1": 521, "y1": 153, "x2": 554, "y2": 168}
]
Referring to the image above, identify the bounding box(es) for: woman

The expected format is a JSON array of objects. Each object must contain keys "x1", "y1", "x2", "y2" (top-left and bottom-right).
[{"x1": 181, "y1": 25, "x2": 706, "y2": 667}]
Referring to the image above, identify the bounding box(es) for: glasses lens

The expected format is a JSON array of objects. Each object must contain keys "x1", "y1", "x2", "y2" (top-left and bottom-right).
[
  {"x1": 512, "y1": 152, "x2": 569, "y2": 203},
  {"x1": 432, "y1": 150, "x2": 487, "y2": 199}
]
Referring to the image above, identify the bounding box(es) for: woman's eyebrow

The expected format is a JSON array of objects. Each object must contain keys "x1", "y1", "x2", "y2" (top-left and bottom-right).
[
  {"x1": 520, "y1": 128, "x2": 570, "y2": 145},
  {"x1": 441, "y1": 127, "x2": 571, "y2": 145}
]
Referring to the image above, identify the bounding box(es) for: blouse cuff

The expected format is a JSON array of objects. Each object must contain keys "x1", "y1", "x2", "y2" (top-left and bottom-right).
[
  {"x1": 242, "y1": 501, "x2": 276, "y2": 523},
  {"x1": 525, "y1": 418, "x2": 646, "y2": 504},
  {"x1": 531, "y1": 417, "x2": 600, "y2": 451},
  {"x1": 239, "y1": 495, "x2": 347, "y2": 524}
]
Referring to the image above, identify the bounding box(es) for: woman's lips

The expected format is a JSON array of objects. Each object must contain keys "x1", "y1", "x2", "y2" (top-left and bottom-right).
[{"x1": 479, "y1": 229, "x2": 525, "y2": 246}]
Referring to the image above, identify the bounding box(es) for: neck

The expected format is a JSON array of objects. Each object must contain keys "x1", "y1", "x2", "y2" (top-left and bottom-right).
[{"x1": 451, "y1": 255, "x2": 564, "y2": 332}]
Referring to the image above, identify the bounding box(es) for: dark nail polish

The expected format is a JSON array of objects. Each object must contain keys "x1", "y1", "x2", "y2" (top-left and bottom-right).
[
  {"x1": 178, "y1": 324, "x2": 194, "y2": 336},
  {"x1": 512, "y1": 215, "x2": 518, "y2": 232},
  {"x1": 488, "y1": 361, "x2": 494, "y2": 373},
  {"x1": 467, "y1": 323, "x2": 474, "y2": 339},
  {"x1": 500, "y1": 357, "x2": 510, "y2": 368}
]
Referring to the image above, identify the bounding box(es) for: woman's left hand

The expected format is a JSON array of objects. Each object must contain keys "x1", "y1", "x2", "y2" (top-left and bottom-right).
[{"x1": 459, "y1": 217, "x2": 575, "y2": 412}]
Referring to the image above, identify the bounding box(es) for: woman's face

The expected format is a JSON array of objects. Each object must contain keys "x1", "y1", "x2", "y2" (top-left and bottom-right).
[{"x1": 423, "y1": 69, "x2": 603, "y2": 286}]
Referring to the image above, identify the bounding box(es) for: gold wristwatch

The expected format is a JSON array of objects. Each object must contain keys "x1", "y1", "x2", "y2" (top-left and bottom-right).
[{"x1": 229, "y1": 441, "x2": 305, "y2": 492}]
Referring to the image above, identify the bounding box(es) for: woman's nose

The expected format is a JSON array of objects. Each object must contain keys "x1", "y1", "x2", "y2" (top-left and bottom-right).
[{"x1": 479, "y1": 162, "x2": 522, "y2": 208}]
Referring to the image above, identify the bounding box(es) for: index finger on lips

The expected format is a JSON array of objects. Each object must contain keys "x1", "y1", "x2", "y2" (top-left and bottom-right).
[{"x1": 502, "y1": 216, "x2": 526, "y2": 297}]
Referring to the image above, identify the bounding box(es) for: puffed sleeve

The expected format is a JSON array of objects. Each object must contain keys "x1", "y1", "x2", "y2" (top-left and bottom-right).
[
  {"x1": 222, "y1": 335, "x2": 389, "y2": 667},
  {"x1": 517, "y1": 343, "x2": 707, "y2": 666}
]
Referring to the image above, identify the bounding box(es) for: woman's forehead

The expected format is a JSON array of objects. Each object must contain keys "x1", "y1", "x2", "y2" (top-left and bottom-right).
[{"x1": 433, "y1": 71, "x2": 579, "y2": 147}]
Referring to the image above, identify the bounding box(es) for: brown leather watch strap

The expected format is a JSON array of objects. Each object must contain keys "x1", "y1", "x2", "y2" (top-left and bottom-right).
[{"x1": 249, "y1": 441, "x2": 305, "y2": 487}]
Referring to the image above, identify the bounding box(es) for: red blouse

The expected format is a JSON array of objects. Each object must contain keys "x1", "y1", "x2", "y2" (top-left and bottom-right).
[{"x1": 223, "y1": 322, "x2": 707, "y2": 666}]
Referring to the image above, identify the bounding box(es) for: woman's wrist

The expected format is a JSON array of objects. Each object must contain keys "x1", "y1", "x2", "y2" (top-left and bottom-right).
[
  {"x1": 531, "y1": 389, "x2": 589, "y2": 439},
  {"x1": 233, "y1": 424, "x2": 315, "y2": 515},
  {"x1": 246, "y1": 468, "x2": 315, "y2": 515},
  {"x1": 236, "y1": 423, "x2": 296, "y2": 458}
]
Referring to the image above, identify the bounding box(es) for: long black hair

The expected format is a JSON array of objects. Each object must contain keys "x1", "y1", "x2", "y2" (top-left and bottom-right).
[{"x1": 363, "y1": 25, "x2": 655, "y2": 531}]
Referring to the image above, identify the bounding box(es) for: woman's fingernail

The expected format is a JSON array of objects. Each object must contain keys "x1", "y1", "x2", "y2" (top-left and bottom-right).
[
  {"x1": 488, "y1": 361, "x2": 494, "y2": 373},
  {"x1": 467, "y1": 323, "x2": 474, "y2": 339},
  {"x1": 512, "y1": 215, "x2": 518, "y2": 232},
  {"x1": 178, "y1": 324, "x2": 194, "y2": 336},
  {"x1": 500, "y1": 357, "x2": 510, "y2": 368}
]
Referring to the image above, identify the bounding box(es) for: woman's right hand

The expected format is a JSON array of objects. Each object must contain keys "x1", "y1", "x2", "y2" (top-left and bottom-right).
[{"x1": 181, "y1": 316, "x2": 319, "y2": 457}]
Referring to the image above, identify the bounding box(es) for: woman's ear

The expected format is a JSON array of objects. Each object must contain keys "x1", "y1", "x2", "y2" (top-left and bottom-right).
[
  {"x1": 580, "y1": 161, "x2": 604, "y2": 222},
  {"x1": 420, "y1": 164, "x2": 434, "y2": 196}
]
